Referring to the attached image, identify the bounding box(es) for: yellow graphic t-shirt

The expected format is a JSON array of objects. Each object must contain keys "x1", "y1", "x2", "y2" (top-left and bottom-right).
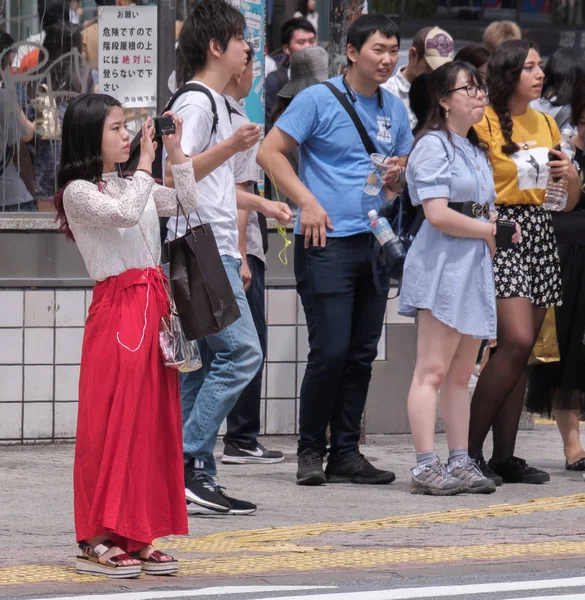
[{"x1": 475, "y1": 105, "x2": 561, "y2": 206}]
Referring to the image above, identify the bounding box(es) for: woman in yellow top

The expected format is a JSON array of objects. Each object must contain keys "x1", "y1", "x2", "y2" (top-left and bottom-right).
[{"x1": 468, "y1": 40, "x2": 581, "y2": 486}]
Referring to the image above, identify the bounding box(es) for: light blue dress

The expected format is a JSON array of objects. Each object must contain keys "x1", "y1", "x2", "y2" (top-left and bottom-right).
[{"x1": 399, "y1": 131, "x2": 497, "y2": 339}]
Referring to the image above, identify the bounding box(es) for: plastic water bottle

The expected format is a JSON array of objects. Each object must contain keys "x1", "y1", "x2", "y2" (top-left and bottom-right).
[
  {"x1": 368, "y1": 209, "x2": 406, "y2": 276},
  {"x1": 543, "y1": 128, "x2": 573, "y2": 211},
  {"x1": 368, "y1": 209, "x2": 396, "y2": 244}
]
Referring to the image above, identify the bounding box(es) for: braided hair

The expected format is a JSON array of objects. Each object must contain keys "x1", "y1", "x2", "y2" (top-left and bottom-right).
[{"x1": 487, "y1": 39, "x2": 535, "y2": 155}]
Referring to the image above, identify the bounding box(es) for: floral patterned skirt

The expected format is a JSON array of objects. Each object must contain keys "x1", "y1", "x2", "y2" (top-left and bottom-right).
[{"x1": 493, "y1": 204, "x2": 562, "y2": 307}]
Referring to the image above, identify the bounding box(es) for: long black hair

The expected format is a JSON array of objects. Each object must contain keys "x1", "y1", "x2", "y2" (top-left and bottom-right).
[
  {"x1": 542, "y1": 47, "x2": 585, "y2": 107},
  {"x1": 487, "y1": 39, "x2": 535, "y2": 155},
  {"x1": 54, "y1": 93, "x2": 121, "y2": 239},
  {"x1": 414, "y1": 60, "x2": 486, "y2": 152}
]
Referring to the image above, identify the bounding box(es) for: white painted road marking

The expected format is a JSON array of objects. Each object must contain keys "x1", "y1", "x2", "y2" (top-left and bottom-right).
[
  {"x1": 31, "y1": 585, "x2": 336, "y2": 600},
  {"x1": 243, "y1": 577, "x2": 585, "y2": 600}
]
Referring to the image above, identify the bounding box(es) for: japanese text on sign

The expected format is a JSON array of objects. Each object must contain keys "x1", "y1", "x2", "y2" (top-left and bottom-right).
[{"x1": 98, "y1": 6, "x2": 157, "y2": 108}]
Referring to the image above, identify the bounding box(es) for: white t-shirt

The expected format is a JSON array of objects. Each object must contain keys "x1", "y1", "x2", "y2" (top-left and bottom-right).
[
  {"x1": 226, "y1": 95, "x2": 265, "y2": 264},
  {"x1": 165, "y1": 81, "x2": 239, "y2": 259}
]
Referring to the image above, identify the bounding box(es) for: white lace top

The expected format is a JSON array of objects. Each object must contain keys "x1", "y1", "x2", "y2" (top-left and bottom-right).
[{"x1": 64, "y1": 161, "x2": 198, "y2": 281}]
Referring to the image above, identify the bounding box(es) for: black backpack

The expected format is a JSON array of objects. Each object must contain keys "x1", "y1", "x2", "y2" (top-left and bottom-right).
[{"x1": 122, "y1": 82, "x2": 221, "y2": 181}]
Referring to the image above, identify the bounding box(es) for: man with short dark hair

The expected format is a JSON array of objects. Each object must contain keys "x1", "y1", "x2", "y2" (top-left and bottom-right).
[
  {"x1": 259, "y1": 14, "x2": 413, "y2": 487},
  {"x1": 265, "y1": 17, "x2": 316, "y2": 122},
  {"x1": 168, "y1": 0, "x2": 264, "y2": 516},
  {"x1": 382, "y1": 26, "x2": 454, "y2": 129}
]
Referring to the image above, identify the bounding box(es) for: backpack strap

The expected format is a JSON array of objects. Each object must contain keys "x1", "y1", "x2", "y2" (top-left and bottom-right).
[
  {"x1": 165, "y1": 82, "x2": 219, "y2": 137},
  {"x1": 321, "y1": 81, "x2": 377, "y2": 156},
  {"x1": 541, "y1": 111, "x2": 555, "y2": 146}
]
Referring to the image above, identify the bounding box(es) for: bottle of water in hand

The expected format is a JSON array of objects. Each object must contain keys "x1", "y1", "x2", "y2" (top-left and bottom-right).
[
  {"x1": 543, "y1": 128, "x2": 573, "y2": 212},
  {"x1": 368, "y1": 209, "x2": 406, "y2": 275}
]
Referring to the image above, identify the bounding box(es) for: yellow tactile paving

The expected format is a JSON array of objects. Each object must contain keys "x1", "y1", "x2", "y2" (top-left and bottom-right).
[
  {"x1": 163, "y1": 493, "x2": 585, "y2": 554},
  {"x1": 2, "y1": 494, "x2": 585, "y2": 586},
  {"x1": 2, "y1": 541, "x2": 585, "y2": 585}
]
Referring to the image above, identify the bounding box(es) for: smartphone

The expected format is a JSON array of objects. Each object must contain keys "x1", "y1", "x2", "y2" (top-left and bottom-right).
[
  {"x1": 548, "y1": 143, "x2": 561, "y2": 162},
  {"x1": 154, "y1": 116, "x2": 176, "y2": 137},
  {"x1": 548, "y1": 143, "x2": 562, "y2": 182},
  {"x1": 495, "y1": 219, "x2": 516, "y2": 249}
]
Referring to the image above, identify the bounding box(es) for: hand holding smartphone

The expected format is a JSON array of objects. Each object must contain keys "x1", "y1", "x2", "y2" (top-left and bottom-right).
[{"x1": 495, "y1": 219, "x2": 516, "y2": 249}]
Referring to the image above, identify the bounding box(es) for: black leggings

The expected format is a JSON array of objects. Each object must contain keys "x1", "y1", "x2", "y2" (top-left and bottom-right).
[{"x1": 469, "y1": 297, "x2": 546, "y2": 463}]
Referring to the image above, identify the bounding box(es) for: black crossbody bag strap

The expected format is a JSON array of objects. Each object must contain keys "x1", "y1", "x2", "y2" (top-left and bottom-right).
[{"x1": 321, "y1": 81, "x2": 378, "y2": 156}]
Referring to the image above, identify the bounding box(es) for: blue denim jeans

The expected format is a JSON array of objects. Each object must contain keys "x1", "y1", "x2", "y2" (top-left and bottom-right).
[
  {"x1": 295, "y1": 233, "x2": 390, "y2": 459},
  {"x1": 181, "y1": 255, "x2": 263, "y2": 476}
]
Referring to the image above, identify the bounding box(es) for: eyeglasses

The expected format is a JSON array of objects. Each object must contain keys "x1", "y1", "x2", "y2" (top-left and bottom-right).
[{"x1": 449, "y1": 84, "x2": 489, "y2": 98}]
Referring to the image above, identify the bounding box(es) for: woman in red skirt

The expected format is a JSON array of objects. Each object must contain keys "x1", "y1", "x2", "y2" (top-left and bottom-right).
[{"x1": 54, "y1": 94, "x2": 198, "y2": 578}]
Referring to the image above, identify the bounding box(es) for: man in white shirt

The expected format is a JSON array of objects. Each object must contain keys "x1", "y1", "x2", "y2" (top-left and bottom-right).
[
  {"x1": 221, "y1": 49, "x2": 288, "y2": 466},
  {"x1": 166, "y1": 0, "x2": 272, "y2": 517},
  {"x1": 382, "y1": 26, "x2": 454, "y2": 130}
]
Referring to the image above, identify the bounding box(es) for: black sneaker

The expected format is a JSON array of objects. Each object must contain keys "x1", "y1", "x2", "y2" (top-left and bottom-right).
[
  {"x1": 470, "y1": 451, "x2": 503, "y2": 487},
  {"x1": 296, "y1": 449, "x2": 326, "y2": 486},
  {"x1": 185, "y1": 470, "x2": 257, "y2": 515},
  {"x1": 216, "y1": 487, "x2": 257, "y2": 515},
  {"x1": 184, "y1": 468, "x2": 230, "y2": 513},
  {"x1": 488, "y1": 456, "x2": 550, "y2": 484},
  {"x1": 325, "y1": 452, "x2": 396, "y2": 485},
  {"x1": 221, "y1": 441, "x2": 285, "y2": 465}
]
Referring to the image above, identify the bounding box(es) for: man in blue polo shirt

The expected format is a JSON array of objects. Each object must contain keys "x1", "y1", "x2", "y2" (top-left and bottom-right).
[{"x1": 259, "y1": 14, "x2": 413, "y2": 486}]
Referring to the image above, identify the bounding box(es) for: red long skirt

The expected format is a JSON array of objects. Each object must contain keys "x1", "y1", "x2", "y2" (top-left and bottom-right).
[{"x1": 74, "y1": 267, "x2": 188, "y2": 553}]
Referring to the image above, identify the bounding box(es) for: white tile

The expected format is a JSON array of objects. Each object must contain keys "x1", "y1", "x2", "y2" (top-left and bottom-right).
[
  {"x1": 386, "y1": 295, "x2": 415, "y2": 324},
  {"x1": 55, "y1": 328, "x2": 84, "y2": 364},
  {"x1": 218, "y1": 418, "x2": 227, "y2": 436},
  {"x1": 0, "y1": 366, "x2": 23, "y2": 401},
  {"x1": 24, "y1": 291, "x2": 54, "y2": 327},
  {"x1": 297, "y1": 325, "x2": 310, "y2": 362},
  {"x1": 297, "y1": 362, "x2": 306, "y2": 397},
  {"x1": 297, "y1": 301, "x2": 306, "y2": 325},
  {"x1": 85, "y1": 290, "x2": 93, "y2": 319},
  {"x1": 0, "y1": 329, "x2": 23, "y2": 364},
  {"x1": 55, "y1": 291, "x2": 86, "y2": 327},
  {"x1": 0, "y1": 291, "x2": 23, "y2": 327},
  {"x1": 266, "y1": 398, "x2": 296, "y2": 435},
  {"x1": 23, "y1": 403, "x2": 53, "y2": 438},
  {"x1": 55, "y1": 365, "x2": 80, "y2": 401},
  {"x1": 54, "y1": 402, "x2": 78, "y2": 438},
  {"x1": 267, "y1": 325, "x2": 296, "y2": 362},
  {"x1": 259, "y1": 398, "x2": 266, "y2": 435},
  {"x1": 24, "y1": 366, "x2": 54, "y2": 401},
  {"x1": 0, "y1": 403, "x2": 22, "y2": 439},
  {"x1": 375, "y1": 326, "x2": 386, "y2": 361},
  {"x1": 266, "y1": 362, "x2": 296, "y2": 398},
  {"x1": 24, "y1": 328, "x2": 54, "y2": 364},
  {"x1": 267, "y1": 289, "x2": 297, "y2": 325}
]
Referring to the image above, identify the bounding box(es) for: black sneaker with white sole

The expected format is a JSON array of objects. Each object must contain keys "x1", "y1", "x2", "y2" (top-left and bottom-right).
[
  {"x1": 222, "y1": 441, "x2": 285, "y2": 465},
  {"x1": 184, "y1": 467, "x2": 230, "y2": 513}
]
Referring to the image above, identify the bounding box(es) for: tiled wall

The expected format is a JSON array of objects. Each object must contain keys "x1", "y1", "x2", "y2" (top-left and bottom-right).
[{"x1": 0, "y1": 288, "x2": 412, "y2": 442}]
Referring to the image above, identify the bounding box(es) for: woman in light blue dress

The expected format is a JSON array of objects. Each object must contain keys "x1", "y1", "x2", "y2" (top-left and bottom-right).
[{"x1": 400, "y1": 61, "x2": 519, "y2": 497}]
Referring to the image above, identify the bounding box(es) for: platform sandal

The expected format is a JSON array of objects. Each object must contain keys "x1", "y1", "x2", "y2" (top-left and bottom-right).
[
  {"x1": 76, "y1": 540, "x2": 142, "y2": 578},
  {"x1": 133, "y1": 549, "x2": 179, "y2": 575}
]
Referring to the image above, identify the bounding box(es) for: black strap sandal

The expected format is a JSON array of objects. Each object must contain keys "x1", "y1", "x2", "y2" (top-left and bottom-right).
[{"x1": 566, "y1": 457, "x2": 585, "y2": 471}]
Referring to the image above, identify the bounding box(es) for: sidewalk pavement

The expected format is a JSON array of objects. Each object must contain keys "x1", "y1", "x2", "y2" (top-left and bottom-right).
[{"x1": 2, "y1": 423, "x2": 585, "y2": 574}]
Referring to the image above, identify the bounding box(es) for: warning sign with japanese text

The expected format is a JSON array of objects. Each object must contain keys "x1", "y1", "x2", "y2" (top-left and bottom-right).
[{"x1": 98, "y1": 6, "x2": 157, "y2": 108}]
